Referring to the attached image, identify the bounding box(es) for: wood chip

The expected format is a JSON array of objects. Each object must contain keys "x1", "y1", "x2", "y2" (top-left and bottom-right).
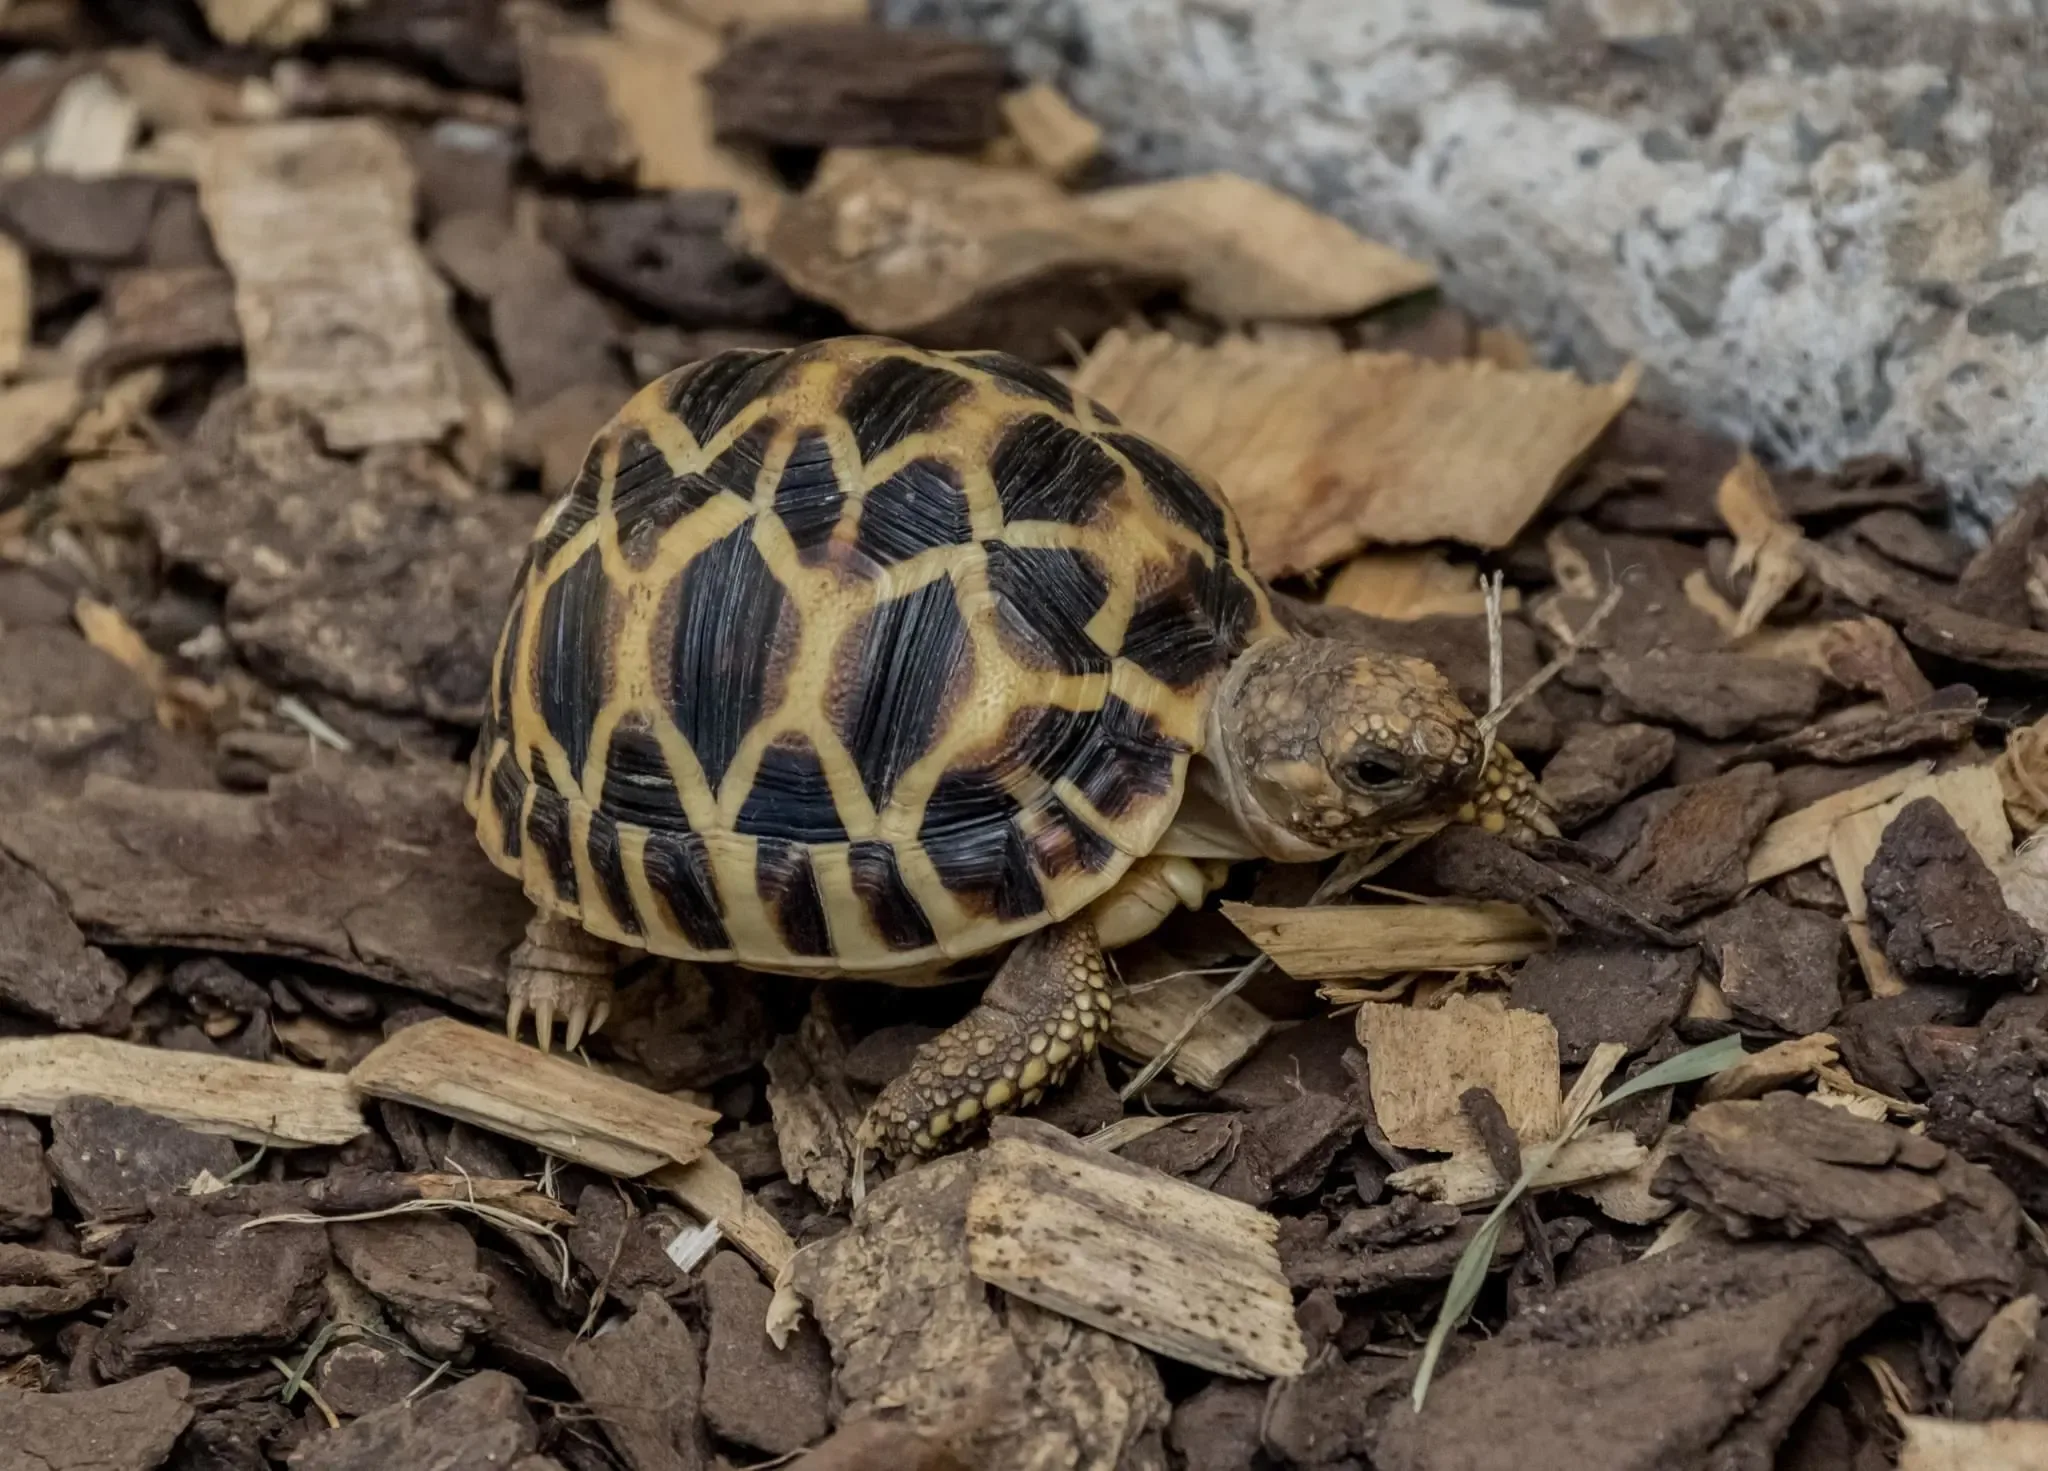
[
  {"x1": 1572, "y1": 1130, "x2": 1681, "y2": 1224},
  {"x1": 1715, "y1": 451, "x2": 1805, "y2": 637},
  {"x1": 1827, "y1": 765, "x2": 2011, "y2": 921},
  {"x1": 1799, "y1": 537, "x2": 2048, "y2": 675},
  {"x1": 1223, "y1": 900, "x2": 1550, "y2": 980},
  {"x1": 0, "y1": 376, "x2": 82, "y2": 471},
  {"x1": 999, "y1": 82, "x2": 1101, "y2": 183},
  {"x1": 1697, "y1": 1033, "x2": 1838, "y2": 1103},
  {"x1": 1898, "y1": 1416, "x2": 2048, "y2": 1471},
  {"x1": 350, "y1": 1018, "x2": 718, "y2": 1177},
  {"x1": 40, "y1": 71, "x2": 139, "y2": 177},
  {"x1": 965, "y1": 1123, "x2": 1307, "y2": 1379},
  {"x1": 649, "y1": 1155, "x2": 797, "y2": 1279},
  {"x1": 761, "y1": 149, "x2": 1175, "y2": 361},
  {"x1": 1356, "y1": 993, "x2": 1561, "y2": 1153},
  {"x1": 1072, "y1": 327, "x2": 1639, "y2": 577},
  {"x1": 1388, "y1": 1129, "x2": 1646, "y2": 1208},
  {"x1": 1746, "y1": 760, "x2": 1934, "y2": 883},
  {"x1": 1847, "y1": 918, "x2": 1909, "y2": 998},
  {"x1": 1322, "y1": 549, "x2": 1519, "y2": 621},
  {"x1": 0, "y1": 234, "x2": 26, "y2": 380},
  {"x1": 1079, "y1": 172, "x2": 1435, "y2": 323},
  {"x1": 1106, "y1": 973, "x2": 1272, "y2": 1090},
  {"x1": 658, "y1": 0, "x2": 868, "y2": 30},
  {"x1": 197, "y1": 119, "x2": 467, "y2": 451},
  {"x1": 0, "y1": 1033, "x2": 364, "y2": 1147},
  {"x1": 201, "y1": 0, "x2": 331, "y2": 48}
]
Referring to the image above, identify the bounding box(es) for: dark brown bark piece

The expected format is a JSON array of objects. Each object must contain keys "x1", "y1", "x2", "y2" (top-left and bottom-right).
[
  {"x1": 0, "y1": 762, "x2": 526, "y2": 1015},
  {"x1": 1800, "y1": 538, "x2": 2048, "y2": 674},
  {"x1": 1264, "y1": 1350, "x2": 1415, "y2": 1468},
  {"x1": 1168, "y1": 1381, "x2": 1268, "y2": 1471},
  {"x1": 1278, "y1": 1205, "x2": 1527, "y2": 1300},
  {"x1": 0, "y1": 1113, "x2": 51, "y2": 1238},
  {"x1": 517, "y1": 31, "x2": 634, "y2": 183},
  {"x1": 1371, "y1": 1238, "x2": 1890, "y2": 1471},
  {"x1": 45, "y1": 1099, "x2": 241, "y2": 1219},
  {"x1": 1659, "y1": 1092, "x2": 2021, "y2": 1341},
  {"x1": 705, "y1": 24, "x2": 1008, "y2": 150},
  {"x1": 326, "y1": 0, "x2": 523, "y2": 94},
  {"x1": 1210, "y1": 1091, "x2": 1358, "y2": 1207},
  {"x1": 543, "y1": 192, "x2": 797, "y2": 327},
  {"x1": 1510, "y1": 942, "x2": 1696, "y2": 1063},
  {"x1": 0, "y1": 1242, "x2": 107, "y2": 1318},
  {"x1": 1408, "y1": 823, "x2": 1682, "y2": 946},
  {"x1": 1117, "y1": 1114, "x2": 1239, "y2": 1184},
  {"x1": 1953, "y1": 479, "x2": 2048, "y2": 627},
  {"x1": 1572, "y1": 402, "x2": 1743, "y2": 536},
  {"x1": 92, "y1": 266, "x2": 241, "y2": 379},
  {"x1": 701, "y1": 1250, "x2": 832, "y2": 1455},
  {"x1": 783, "y1": 1423, "x2": 969, "y2": 1471},
  {"x1": 1846, "y1": 508, "x2": 1968, "y2": 580},
  {"x1": 1737, "y1": 690, "x2": 1980, "y2": 767},
  {"x1": 96, "y1": 1215, "x2": 331, "y2": 1378},
  {"x1": 1864, "y1": 797, "x2": 2042, "y2": 986},
  {"x1": 1917, "y1": 1000, "x2": 2048, "y2": 1217},
  {"x1": 562, "y1": 1290, "x2": 711, "y2": 1471},
  {"x1": 1539, "y1": 721, "x2": 1675, "y2": 830},
  {"x1": 1774, "y1": 454, "x2": 1947, "y2": 520},
  {"x1": 308, "y1": 1340, "x2": 430, "y2": 1418},
  {"x1": 126, "y1": 389, "x2": 536, "y2": 725},
  {"x1": 0, "y1": 1366, "x2": 193, "y2": 1471},
  {"x1": 1833, "y1": 983, "x2": 1975, "y2": 1099},
  {"x1": 0, "y1": 851, "x2": 128, "y2": 1031},
  {"x1": 330, "y1": 1214, "x2": 493, "y2": 1358},
  {"x1": 289, "y1": 1368, "x2": 538, "y2": 1471},
  {"x1": 1598, "y1": 649, "x2": 1823, "y2": 738},
  {"x1": 1613, "y1": 761, "x2": 1779, "y2": 923},
  {"x1": 1697, "y1": 893, "x2": 1846, "y2": 1036},
  {"x1": 0, "y1": 174, "x2": 162, "y2": 261},
  {"x1": 567, "y1": 1185, "x2": 694, "y2": 1304}
]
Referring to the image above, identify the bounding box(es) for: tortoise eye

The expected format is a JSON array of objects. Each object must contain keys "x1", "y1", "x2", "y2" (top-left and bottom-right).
[{"x1": 1351, "y1": 751, "x2": 1407, "y2": 786}]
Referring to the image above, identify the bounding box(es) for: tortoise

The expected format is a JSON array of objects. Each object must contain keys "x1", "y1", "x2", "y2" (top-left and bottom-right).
[{"x1": 464, "y1": 335, "x2": 1554, "y2": 1160}]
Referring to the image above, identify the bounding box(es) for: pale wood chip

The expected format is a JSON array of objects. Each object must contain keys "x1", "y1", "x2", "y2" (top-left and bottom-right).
[
  {"x1": 0, "y1": 1033, "x2": 364, "y2": 1147},
  {"x1": 1995, "y1": 713, "x2": 2048, "y2": 835},
  {"x1": 1223, "y1": 900, "x2": 1549, "y2": 980},
  {"x1": 1072, "y1": 327, "x2": 1639, "y2": 577},
  {"x1": 40, "y1": 70, "x2": 139, "y2": 177},
  {"x1": 1390, "y1": 1129, "x2": 1647, "y2": 1209},
  {"x1": 652, "y1": 0, "x2": 866, "y2": 28},
  {"x1": 649, "y1": 1154, "x2": 798, "y2": 1278},
  {"x1": 1827, "y1": 764, "x2": 2011, "y2": 921},
  {"x1": 1324, "y1": 549, "x2": 1520, "y2": 621},
  {"x1": 73, "y1": 595, "x2": 165, "y2": 691},
  {"x1": 101, "y1": 48, "x2": 252, "y2": 133},
  {"x1": 1697, "y1": 1032, "x2": 1838, "y2": 1102},
  {"x1": 0, "y1": 376, "x2": 82, "y2": 471},
  {"x1": 999, "y1": 81, "x2": 1101, "y2": 183},
  {"x1": 197, "y1": 118, "x2": 467, "y2": 451},
  {"x1": 1475, "y1": 325, "x2": 1535, "y2": 369},
  {"x1": 1746, "y1": 760, "x2": 1934, "y2": 884},
  {"x1": 350, "y1": 1017, "x2": 718, "y2": 1177},
  {"x1": 760, "y1": 149, "x2": 1174, "y2": 354},
  {"x1": 762, "y1": 993, "x2": 862, "y2": 1210},
  {"x1": 965, "y1": 1127, "x2": 1307, "y2": 1379},
  {"x1": 1106, "y1": 973, "x2": 1272, "y2": 1090},
  {"x1": 200, "y1": 0, "x2": 331, "y2": 48},
  {"x1": 0, "y1": 235, "x2": 26, "y2": 380},
  {"x1": 1356, "y1": 992, "x2": 1561, "y2": 1152},
  {"x1": 1897, "y1": 1416, "x2": 2048, "y2": 1471},
  {"x1": 1572, "y1": 1129, "x2": 1679, "y2": 1224},
  {"x1": 1846, "y1": 919, "x2": 1909, "y2": 998},
  {"x1": 1079, "y1": 171, "x2": 1435, "y2": 323},
  {"x1": 1716, "y1": 452, "x2": 1806, "y2": 638}
]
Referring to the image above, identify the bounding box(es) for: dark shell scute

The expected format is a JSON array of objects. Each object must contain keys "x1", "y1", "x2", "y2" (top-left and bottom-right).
[
  {"x1": 1105, "y1": 432, "x2": 1228, "y2": 555},
  {"x1": 664, "y1": 521, "x2": 790, "y2": 796},
  {"x1": 849, "y1": 840, "x2": 937, "y2": 952},
  {"x1": 1030, "y1": 794, "x2": 1118, "y2": 877},
  {"x1": 841, "y1": 355, "x2": 973, "y2": 463},
  {"x1": 526, "y1": 765, "x2": 580, "y2": 904},
  {"x1": 855, "y1": 458, "x2": 973, "y2": 566},
  {"x1": 536, "y1": 542, "x2": 612, "y2": 784},
  {"x1": 488, "y1": 752, "x2": 526, "y2": 860},
  {"x1": 1121, "y1": 551, "x2": 1257, "y2": 689},
  {"x1": 919, "y1": 770, "x2": 1044, "y2": 922},
  {"x1": 644, "y1": 830, "x2": 728, "y2": 951},
  {"x1": 535, "y1": 444, "x2": 602, "y2": 568},
  {"x1": 617, "y1": 419, "x2": 773, "y2": 568},
  {"x1": 835, "y1": 576, "x2": 973, "y2": 813},
  {"x1": 756, "y1": 838, "x2": 834, "y2": 956},
  {"x1": 958, "y1": 351, "x2": 1074, "y2": 416},
  {"x1": 584, "y1": 811, "x2": 644, "y2": 937},
  {"x1": 491, "y1": 562, "x2": 529, "y2": 729},
  {"x1": 983, "y1": 541, "x2": 1110, "y2": 674},
  {"x1": 1068, "y1": 696, "x2": 1187, "y2": 820},
  {"x1": 665, "y1": 348, "x2": 790, "y2": 448},
  {"x1": 736, "y1": 737, "x2": 850, "y2": 843},
  {"x1": 990, "y1": 414, "x2": 1123, "y2": 527},
  {"x1": 772, "y1": 428, "x2": 845, "y2": 560},
  {"x1": 600, "y1": 722, "x2": 688, "y2": 831}
]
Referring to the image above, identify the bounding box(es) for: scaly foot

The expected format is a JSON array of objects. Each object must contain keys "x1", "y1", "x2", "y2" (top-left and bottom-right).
[{"x1": 506, "y1": 912, "x2": 618, "y2": 1052}]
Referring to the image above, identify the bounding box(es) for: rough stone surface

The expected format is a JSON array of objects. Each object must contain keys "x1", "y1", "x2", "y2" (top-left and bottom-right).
[{"x1": 887, "y1": 0, "x2": 2048, "y2": 533}]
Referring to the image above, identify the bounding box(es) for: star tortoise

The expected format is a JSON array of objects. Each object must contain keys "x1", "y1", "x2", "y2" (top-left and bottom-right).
[{"x1": 465, "y1": 335, "x2": 1553, "y2": 1160}]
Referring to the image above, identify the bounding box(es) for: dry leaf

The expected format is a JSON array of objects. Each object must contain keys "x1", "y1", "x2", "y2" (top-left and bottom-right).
[
  {"x1": 1746, "y1": 760, "x2": 1934, "y2": 884},
  {"x1": 0, "y1": 377, "x2": 83, "y2": 471},
  {"x1": 1325, "y1": 549, "x2": 1520, "y2": 621},
  {"x1": 760, "y1": 149, "x2": 1175, "y2": 360},
  {"x1": 1356, "y1": 993, "x2": 1562, "y2": 1152},
  {"x1": 201, "y1": 0, "x2": 331, "y2": 48},
  {"x1": 1716, "y1": 452, "x2": 1805, "y2": 637},
  {"x1": 198, "y1": 118, "x2": 468, "y2": 451},
  {"x1": 1079, "y1": 171, "x2": 1435, "y2": 323},
  {"x1": 1072, "y1": 327, "x2": 1639, "y2": 577},
  {"x1": 999, "y1": 82, "x2": 1101, "y2": 183}
]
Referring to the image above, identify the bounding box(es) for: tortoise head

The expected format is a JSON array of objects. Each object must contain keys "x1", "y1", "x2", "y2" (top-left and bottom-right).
[{"x1": 1207, "y1": 637, "x2": 1499, "y2": 860}]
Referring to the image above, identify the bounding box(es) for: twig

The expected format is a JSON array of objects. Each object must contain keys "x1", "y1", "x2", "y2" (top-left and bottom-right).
[{"x1": 1475, "y1": 573, "x2": 1625, "y2": 745}]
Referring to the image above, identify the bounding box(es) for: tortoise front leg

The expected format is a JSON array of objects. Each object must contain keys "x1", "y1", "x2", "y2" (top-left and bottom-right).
[
  {"x1": 861, "y1": 917, "x2": 1111, "y2": 1161},
  {"x1": 507, "y1": 910, "x2": 618, "y2": 1053}
]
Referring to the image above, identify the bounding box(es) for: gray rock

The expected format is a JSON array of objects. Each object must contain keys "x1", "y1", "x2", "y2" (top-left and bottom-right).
[{"x1": 887, "y1": 0, "x2": 2048, "y2": 533}]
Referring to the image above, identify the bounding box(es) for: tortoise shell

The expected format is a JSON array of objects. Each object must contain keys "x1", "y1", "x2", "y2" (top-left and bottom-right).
[{"x1": 464, "y1": 336, "x2": 1284, "y2": 976}]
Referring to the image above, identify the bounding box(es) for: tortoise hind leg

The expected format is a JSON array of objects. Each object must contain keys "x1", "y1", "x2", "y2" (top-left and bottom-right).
[
  {"x1": 507, "y1": 911, "x2": 618, "y2": 1053},
  {"x1": 862, "y1": 918, "x2": 1111, "y2": 1161}
]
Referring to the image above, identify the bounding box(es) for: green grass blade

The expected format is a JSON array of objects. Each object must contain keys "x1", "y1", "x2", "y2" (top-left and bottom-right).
[{"x1": 1592, "y1": 1034, "x2": 1746, "y2": 1114}]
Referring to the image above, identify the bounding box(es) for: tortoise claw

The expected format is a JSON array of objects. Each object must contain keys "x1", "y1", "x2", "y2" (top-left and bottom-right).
[{"x1": 506, "y1": 916, "x2": 618, "y2": 1055}]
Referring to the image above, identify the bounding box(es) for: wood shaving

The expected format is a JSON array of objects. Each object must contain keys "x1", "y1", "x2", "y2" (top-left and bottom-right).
[
  {"x1": 1223, "y1": 900, "x2": 1550, "y2": 980},
  {"x1": 999, "y1": 82, "x2": 1101, "y2": 183},
  {"x1": 1357, "y1": 992, "x2": 1562, "y2": 1153}
]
